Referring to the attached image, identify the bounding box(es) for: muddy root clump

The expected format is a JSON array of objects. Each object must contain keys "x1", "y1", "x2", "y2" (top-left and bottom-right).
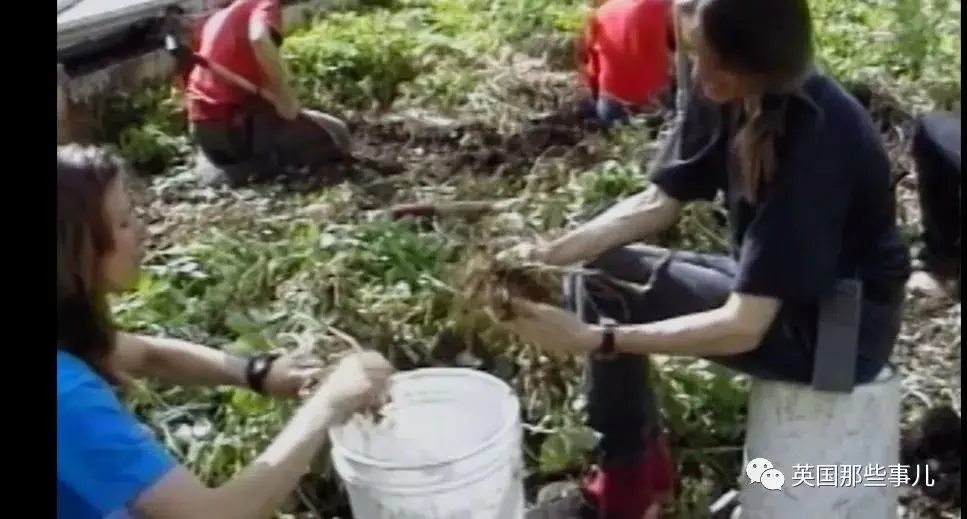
[
  {"x1": 452, "y1": 248, "x2": 668, "y2": 327},
  {"x1": 457, "y1": 254, "x2": 563, "y2": 323}
]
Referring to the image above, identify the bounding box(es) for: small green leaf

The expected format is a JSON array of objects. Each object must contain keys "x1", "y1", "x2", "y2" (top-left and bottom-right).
[
  {"x1": 233, "y1": 333, "x2": 270, "y2": 353},
  {"x1": 224, "y1": 311, "x2": 260, "y2": 336}
]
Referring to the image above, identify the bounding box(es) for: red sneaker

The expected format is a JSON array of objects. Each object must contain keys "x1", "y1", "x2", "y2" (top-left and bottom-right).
[{"x1": 582, "y1": 432, "x2": 675, "y2": 519}]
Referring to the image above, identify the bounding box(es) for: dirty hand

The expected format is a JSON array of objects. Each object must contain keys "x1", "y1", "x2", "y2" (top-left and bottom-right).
[
  {"x1": 313, "y1": 351, "x2": 394, "y2": 421},
  {"x1": 262, "y1": 349, "x2": 326, "y2": 398},
  {"x1": 498, "y1": 298, "x2": 599, "y2": 357},
  {"x1": 496, "y1": 241, "x2": 551, "y2": 264}
]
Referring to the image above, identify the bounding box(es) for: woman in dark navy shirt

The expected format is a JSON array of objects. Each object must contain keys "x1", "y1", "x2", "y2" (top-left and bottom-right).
[{"x1": 502, "y1": 0, "x2": 910, "y2": 517}]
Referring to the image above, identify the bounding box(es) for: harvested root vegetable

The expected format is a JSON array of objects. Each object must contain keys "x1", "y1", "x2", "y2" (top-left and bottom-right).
[
  {"x1": 453, "y1": 247, "x2": 670, "y2": 325},
  {"x1": 457, "y1": 254, "x2": 560, "y2": 322}
]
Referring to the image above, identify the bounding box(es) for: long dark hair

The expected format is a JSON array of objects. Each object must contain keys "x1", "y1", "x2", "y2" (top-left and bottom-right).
[
  {"x1": 687, "y1": 0, "x2": 814, "y2": 200},
  {"x1": 57, "y1": 145, "x2": 127, "y2": 385}
]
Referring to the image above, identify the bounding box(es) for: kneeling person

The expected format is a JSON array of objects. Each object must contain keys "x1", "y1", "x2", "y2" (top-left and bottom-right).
[{"x1": 180, "y1": 0, "x2": 351, "y2": 187}]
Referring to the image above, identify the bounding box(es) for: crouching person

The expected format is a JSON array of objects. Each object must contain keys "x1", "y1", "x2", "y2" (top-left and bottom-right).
[
  {"x1": 175, "y1": 0, "x2": 352, "y2": 187},
  {"x1": 505, "y1": 0, "x2": 911, "y2": 516},
  {"x1": 57, "y1": 144, "x2": 394, "y2": 519}
]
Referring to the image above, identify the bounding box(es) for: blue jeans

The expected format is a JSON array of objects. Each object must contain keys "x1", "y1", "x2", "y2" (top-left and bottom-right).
[{"x1": 563, "y1": 245, "x2": 903, "y2": 466}]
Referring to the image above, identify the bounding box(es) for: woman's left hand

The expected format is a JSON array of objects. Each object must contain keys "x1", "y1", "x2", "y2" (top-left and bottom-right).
[
  {"x1": 262, "y1": 350, "x2": 326, "y2": 398},
  {"x1": 498, "y1": 298, "x2": 600, "y2": 357}
]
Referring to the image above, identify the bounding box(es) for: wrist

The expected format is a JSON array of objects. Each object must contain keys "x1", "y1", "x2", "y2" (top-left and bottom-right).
[
  {"x1": 307, "y1": 387, "x2": 349, "y2": 424},
  {"x1": 245, "y1": 353, "x2": 281, "y2": 393},
  {"x1": 533, "y1": 242, "x2": 553, "y2": 263},
  {"x1": 540, "y1": 240, "x2": 568, "y2": 266},
  {"x1": 585, "y1": 322, "x2": 616, "y2": 355},
  {"x1": 226, "y1": 355, "x2": 250, "y2": 387},
  {"x1": 290, "y1": 393, "x2": 341, "y2": 435},
  {"x1": 584, "y1": 324, "x2": 603, "y2": 353}
]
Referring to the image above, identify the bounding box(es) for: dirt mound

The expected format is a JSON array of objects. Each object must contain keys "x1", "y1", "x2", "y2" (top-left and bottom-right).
[
  {"x1": 355, "y1": 107, "x2": 605, "y2": 173},
  {"x1": 278, "y1": 105, "x2": 608, "y2": 192}
]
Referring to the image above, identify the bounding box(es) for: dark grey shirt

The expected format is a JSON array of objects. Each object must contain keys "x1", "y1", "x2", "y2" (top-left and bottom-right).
[{"x1": 650, "y1": 74, "x2": 911, "y2": 307}]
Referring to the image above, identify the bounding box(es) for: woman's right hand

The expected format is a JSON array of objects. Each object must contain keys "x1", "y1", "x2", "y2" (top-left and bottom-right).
[{"x1": 312, "y1": 351, "x2": 394, "y2": 421}]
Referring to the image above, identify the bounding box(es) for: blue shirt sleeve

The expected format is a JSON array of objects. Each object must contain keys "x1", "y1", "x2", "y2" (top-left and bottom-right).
[
  {"x1": 648, "y1": 90, "x2": 728, "y2": 202},
  {"x1": 57, "y1": 352, "x2": 177, "y2": 517},
  {"x1": 732, "y1": 106, "x2": 852, "y2": 301}
]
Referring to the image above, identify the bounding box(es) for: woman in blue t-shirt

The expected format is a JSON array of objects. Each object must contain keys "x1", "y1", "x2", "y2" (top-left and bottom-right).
[
  {"x1": 496, "y1": 0, "x2": 910, "y2": 518},
  {"x1": 57, "y1": 144, "x2": 394, "y2": 519}
]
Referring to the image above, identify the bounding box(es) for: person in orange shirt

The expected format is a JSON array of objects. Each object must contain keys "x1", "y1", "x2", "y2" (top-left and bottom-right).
[
  {"x1": 169, "y1": 0, "x2": 351, "y2": 187},
  {"x1": 578, "y1": 0, "x2": 676, "y2": 126}
]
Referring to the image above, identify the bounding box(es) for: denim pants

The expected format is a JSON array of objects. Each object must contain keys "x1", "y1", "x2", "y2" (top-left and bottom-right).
[{"x1": 563, "y1": 245, "x2": 903, "y2": 466}]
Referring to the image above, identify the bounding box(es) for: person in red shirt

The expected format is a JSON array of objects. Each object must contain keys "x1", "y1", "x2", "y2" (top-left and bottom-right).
[
  {"x1": 174, "y1": 0, "x2": 351, "y2": 187},
  {"x1": 578, "y1": 0, "x2": 676, "y2": 126}
]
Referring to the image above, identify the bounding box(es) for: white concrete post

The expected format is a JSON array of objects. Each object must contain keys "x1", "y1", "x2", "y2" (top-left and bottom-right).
[{"x1": 737, "y1": 367, "x2": 902, "y2": 519}]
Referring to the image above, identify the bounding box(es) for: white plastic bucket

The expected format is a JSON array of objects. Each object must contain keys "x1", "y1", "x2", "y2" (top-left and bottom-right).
[{"x1": 329, "y1": 367, "x2": 525, "y2": 519}]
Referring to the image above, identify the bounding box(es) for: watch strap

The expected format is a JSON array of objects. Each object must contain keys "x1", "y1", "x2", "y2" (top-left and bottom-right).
[
  {"x1": 599, "y1": 322, "x2": 616, "y2": 356},
  {"x1": 245, "y1": 353, "x2": 280, "y2": 393}
]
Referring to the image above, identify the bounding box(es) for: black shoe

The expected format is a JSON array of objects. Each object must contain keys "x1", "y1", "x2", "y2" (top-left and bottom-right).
[{"x1": 193, "y1": 149, "x2": 257, "y2": 188}]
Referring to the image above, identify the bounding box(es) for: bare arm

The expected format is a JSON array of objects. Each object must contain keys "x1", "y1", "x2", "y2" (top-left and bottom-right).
[
  {"x1": 597, "y1": 293, "x2": 780, "y2": 356},
  {"x1": 133, "y1": 390, "x2": 341, "y2": 519},
  {"x1": 248, "y1": 14, "x2": 299, "y2": 116},
  {"x1": 131, "y1": 350, "x2": 391, "y2": 519},
  {"x1": 542, "y1": 184, "x2": 683, "y2": 266},
  {"x1": 114, "y1": 333, "x2": 247, "y2": 388},
  {"x1": 542, "y1": 113, "x2": 698, "y2": 267}
]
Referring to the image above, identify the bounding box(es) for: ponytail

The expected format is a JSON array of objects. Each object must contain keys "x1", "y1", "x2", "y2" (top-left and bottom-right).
[{"x1": 732, "y1": 97, "x2": 789, "y2": 202}]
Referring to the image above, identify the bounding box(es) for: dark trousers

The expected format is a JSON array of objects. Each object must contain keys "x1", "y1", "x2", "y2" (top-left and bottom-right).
[
  {"x1": 580, "y1": 83, "x2": 677, "y2": 128},
  {"x1": 190, "y1": 100, "x2": 343, "y2": 186},
  {"x1": 580, "y1": 95, "x2": 633, "y2": 126},
  {"x1": 564, "y1": 245, "x2": 903, "y2": 465},
  {"x1": 911, "y1": 111, "x2": 961, "y2": 276}
]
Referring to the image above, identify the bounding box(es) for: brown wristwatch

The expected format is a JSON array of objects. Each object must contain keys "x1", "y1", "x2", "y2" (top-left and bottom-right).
[{"x1": 597, "y1": 322, "x2": 616, "y2": 357}]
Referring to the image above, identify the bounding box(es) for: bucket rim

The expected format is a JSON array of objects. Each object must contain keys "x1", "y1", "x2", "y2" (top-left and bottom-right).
[{"x1": 329, "y1": 367, "x2": 521, "y2": 472}]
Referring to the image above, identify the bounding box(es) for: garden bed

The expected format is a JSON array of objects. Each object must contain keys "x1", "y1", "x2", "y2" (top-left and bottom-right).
[{"x1": 90, "y1": 0, "x2": 961, "y2": 517}]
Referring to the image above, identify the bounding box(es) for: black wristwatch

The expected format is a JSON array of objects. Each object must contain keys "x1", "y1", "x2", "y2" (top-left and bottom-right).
[
  {"x1": 245, "y1": 353, "x2": 281, "y2": 394},
  {"x1": 597, "y1": 322, "x2": 616, "y2": 357}
]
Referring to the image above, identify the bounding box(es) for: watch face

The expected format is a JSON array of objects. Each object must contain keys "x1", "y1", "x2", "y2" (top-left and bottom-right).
[{"x1": 601, "y1": 324, "x2": 616, "y2": 353}]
